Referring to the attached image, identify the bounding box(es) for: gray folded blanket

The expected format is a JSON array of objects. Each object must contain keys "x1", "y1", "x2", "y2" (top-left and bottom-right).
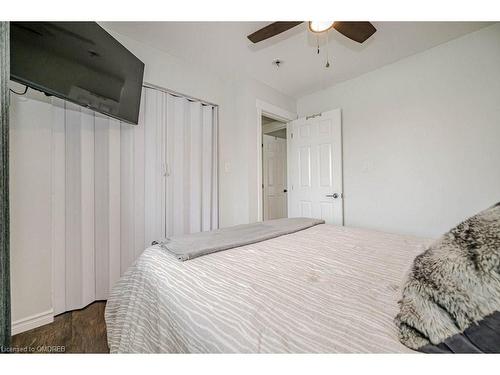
[
  {"x1": 395, "y1": 202, "x2": 500, "y2": 353},
  {"x1": 159, "y1": 217, "x2": 325, "y2": 261}
]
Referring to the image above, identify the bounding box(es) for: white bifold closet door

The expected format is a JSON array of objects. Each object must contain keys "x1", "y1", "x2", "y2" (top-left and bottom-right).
[
  {"x1": 142, "y1": 87, "x2": 219, "y2": 242},
  {"x1": 52, "y1": 100, "x2": 123, "y2": 314},
  {"x1": 53, "y1": 86, "x2": 218, "y2": 314}
]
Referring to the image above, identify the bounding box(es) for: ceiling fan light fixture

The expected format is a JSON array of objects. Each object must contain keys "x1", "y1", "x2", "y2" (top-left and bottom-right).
[{"x1": 308, "y1": 21, "x2": 334, "y2": 33}]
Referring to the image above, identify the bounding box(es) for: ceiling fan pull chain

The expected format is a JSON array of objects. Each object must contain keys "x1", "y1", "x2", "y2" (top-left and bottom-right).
[
  {"x1": 316, "y1": 35, "x2": 320, "y2": 54},
  {"x1": 325, "y1": 31, "x2": 331, "y2": 68}
]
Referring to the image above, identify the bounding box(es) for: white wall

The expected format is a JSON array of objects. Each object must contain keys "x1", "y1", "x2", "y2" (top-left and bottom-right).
[{"x1": 297, "y1": 23, "x2": 500, "y2": 238}]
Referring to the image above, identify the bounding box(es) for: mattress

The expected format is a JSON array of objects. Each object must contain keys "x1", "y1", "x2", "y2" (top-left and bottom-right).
[{"x1": 105, "y1": 224, "x2": 432, "y2": 353}]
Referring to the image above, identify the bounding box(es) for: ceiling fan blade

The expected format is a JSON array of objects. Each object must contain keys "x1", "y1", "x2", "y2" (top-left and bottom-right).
[
  {"x1": 247, "y1": 22, "x2": 303, "y2": 43},
  {"x1": 333, "y1": 22, "x2": 376, "y2": 43}
]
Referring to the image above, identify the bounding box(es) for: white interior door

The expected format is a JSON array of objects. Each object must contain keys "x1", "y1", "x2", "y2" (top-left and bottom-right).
[
  {"x1": 287, "y1": 109, "x2": 343, "y2": 225},
  {"x1": 263, "y1": 134, "x2": 287, "y2": 220}
]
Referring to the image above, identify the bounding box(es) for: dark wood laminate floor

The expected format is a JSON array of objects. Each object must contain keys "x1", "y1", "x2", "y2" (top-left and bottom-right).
[{"x1": 11, "y1": 301, "x2": 109, "y2": 353}]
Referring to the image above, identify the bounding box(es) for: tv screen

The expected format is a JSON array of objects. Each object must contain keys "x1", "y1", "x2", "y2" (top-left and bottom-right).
[{"x1": 10, "y1": 22, "x2": 145, "y2": 124}]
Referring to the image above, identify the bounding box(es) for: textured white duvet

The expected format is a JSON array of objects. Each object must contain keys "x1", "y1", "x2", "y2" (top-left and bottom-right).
[{"x1": 105, "y1": 224, "x2": 431, "y2": 353}]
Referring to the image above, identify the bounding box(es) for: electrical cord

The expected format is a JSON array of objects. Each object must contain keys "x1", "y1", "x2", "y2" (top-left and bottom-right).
[{"x1": 9, "y1": 85, "x2": 29, "y2": 95}]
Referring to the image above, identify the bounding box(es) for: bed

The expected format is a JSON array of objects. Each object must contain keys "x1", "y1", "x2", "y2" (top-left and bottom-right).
[{"x1": 105, "y1": 223, "x2": 432, "y2": 353}]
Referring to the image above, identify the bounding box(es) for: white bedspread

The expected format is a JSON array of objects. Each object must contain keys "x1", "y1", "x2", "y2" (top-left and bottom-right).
[{"x1": 105, "y1": 224, "x2": 432, "y2": 353}]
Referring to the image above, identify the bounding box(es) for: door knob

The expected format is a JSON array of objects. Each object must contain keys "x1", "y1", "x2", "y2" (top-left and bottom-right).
[{"x1": 326, "y1": 193, "x2": 340, "y2": 199}]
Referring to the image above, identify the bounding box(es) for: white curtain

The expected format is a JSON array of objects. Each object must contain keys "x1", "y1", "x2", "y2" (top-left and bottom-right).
[{"x1": 47, "y1": 86, "x2": 218, "y2": 314}]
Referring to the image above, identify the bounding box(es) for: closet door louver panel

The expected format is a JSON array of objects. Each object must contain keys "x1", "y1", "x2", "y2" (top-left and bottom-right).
[
  {"x1": 45, "y1": 86, "x2": 218, "y2": 316},
  {"x1": 133, "y1": 93, "x2": 146, "y2": 260},
  {"x1": 201, "y1": 104, "x2": 214, "y2": 232},
  {"x1": 94, "y1": 115, "x2": 121, "y2": 301},
  {"x1": 51, "y1": 98, "x2": 66, "y2": 315},
  {"x1": 119, "y1": 114, "x2": 135, "y2": 275},
  {"x1": 144, "y1": 88, "x2": 165, "y2": 248},
  {"x1": 52, "y1": 102, "x2": 122, "y2": 314},
  {"x1": 189, "y1": 101, "x2": 203, "y2": 233},
  {"x1": 64, "y1": 104, "x2": 96, "y2": 311},
  {"x1": 107, "y1": 119, "x2": 121, "y2": 296},
  {"x1": 80, "y1": 108, "x2": 96, "y2": 307},
  {"x1": 63, "y1": 103, "x2": 82, "y2": 311},
  {"x1": 94, "y1": 114, "x2": 109, "y2": 301},
  {"x1": 164, "y1": 94, "x2": 174, "y2": 238},
  {"x1": 211, "y1": 108, "x2": 219, "y2": 229},
  {"x1": 171, "y1": 96, "x2": 187, "y2": 236}
]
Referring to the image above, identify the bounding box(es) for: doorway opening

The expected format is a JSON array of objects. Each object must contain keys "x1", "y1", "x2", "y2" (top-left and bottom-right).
[
  {"x1": 262, "y1": 115, "x2": 288, "y2": 221},
  {"x1": 255, "y1": 99, "x2": 296, "y2": 222}
]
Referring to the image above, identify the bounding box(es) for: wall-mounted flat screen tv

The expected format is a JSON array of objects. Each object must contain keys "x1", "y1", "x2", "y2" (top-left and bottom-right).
[{"x1": 10, "y1": 22, "x2": 145, "y2": 125}]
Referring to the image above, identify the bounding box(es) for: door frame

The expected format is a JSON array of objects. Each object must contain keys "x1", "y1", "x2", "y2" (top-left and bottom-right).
[{"x1": 256, "y1": 99, "x2": 296, "y2": 222}]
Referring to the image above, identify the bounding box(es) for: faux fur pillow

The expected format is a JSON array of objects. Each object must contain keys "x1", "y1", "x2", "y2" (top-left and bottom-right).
[{"x1": 395, "y1": 202, "x2": 500, "y2": 353}]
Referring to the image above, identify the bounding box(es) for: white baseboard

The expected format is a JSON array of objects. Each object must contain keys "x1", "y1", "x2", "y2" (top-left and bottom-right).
[{"x1": 12, "y1": 309, "x2": 54, "y2": 335}]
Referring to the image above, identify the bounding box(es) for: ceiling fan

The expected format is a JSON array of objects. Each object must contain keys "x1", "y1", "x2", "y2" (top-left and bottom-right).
[{"x1": 247, "y1": 21, "x2": 376, "y2": 44}]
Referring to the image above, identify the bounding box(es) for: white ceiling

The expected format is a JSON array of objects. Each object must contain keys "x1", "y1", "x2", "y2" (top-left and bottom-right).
[{"x1": 101, "y1": 22, "x2": 492, "y2": 98}]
